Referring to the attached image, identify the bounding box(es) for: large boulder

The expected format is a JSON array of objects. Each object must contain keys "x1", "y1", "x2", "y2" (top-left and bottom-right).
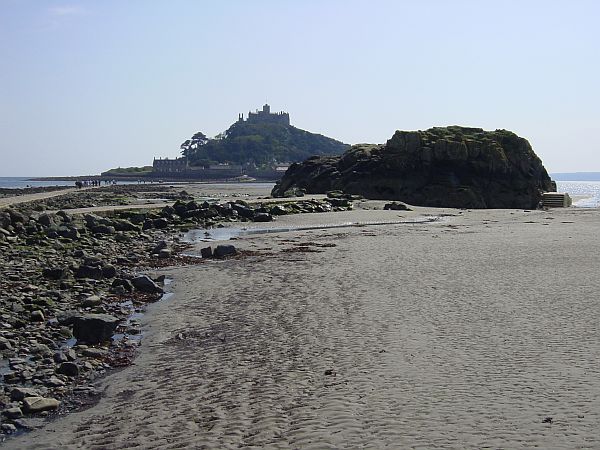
[
  {"x1": 56, "y1": 362, "x2": 79, "y2": 377},
  {"x1": 75, "y1": 265, "x2": 103, "y2": 280},
  {"x1": 57, "y1": 225, "x2": 80, "y2": 240},
  {"x1": 71, "y1": 314, "x2": 119, "y2": 344},
  {"x1": 112, "y1": 278, "x2": 134, "y2": 292},
  {"x1": 42, "y1": 267, "x2": 69, "y2": 280},
  {"x1": 272, "y1": 127, "x2": 554, "y2": 209},
  {"x1": 6, "y1": 209, "x2": 26, "y2": 226},
  {"x1": 214, "y1": 244, "x2": 237, "y2": 258},
  {"x1": 0, "y1": 211, "x2": 11, "y2": 229},
  {"x1": 37, "y1": 213, "x2": 55, "y2": 228},
  {"x1": 131, "y1": 275, "x2": 163, "y2": 294}
]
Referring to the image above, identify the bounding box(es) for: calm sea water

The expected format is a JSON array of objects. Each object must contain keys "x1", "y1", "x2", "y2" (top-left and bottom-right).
[
  {"x1": 0, "y1": 177, "x2": 74, "y2": 189},
  {"x1": 0, "y1": 177, "x2": 141, "y2": 189},
  {"x1": 556, "y1": 181, "x2": 600, "y2": 208}
]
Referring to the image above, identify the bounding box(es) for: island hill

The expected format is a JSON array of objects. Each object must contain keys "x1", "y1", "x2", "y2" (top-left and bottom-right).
[{"x1": 103, "y1": 104, "x2": 349, "y2": 181}]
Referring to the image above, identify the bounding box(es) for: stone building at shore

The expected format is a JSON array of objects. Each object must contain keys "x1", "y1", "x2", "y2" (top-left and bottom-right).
[{"x1": 152, "y1": 156, "x2": 188, "y2": 173}]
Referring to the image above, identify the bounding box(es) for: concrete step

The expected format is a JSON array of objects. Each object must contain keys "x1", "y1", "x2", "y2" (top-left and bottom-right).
[{"x1": 542, "y1": 192, "x2": 572, "y2": 207}]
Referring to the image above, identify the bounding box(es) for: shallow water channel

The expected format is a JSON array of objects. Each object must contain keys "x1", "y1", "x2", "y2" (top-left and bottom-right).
[
  {"x1": 111, "y1": 279, "x2": 174, "y2": 343},
  {"x1": 183, "y1": 216, "x2": 441, "y2": 243}
]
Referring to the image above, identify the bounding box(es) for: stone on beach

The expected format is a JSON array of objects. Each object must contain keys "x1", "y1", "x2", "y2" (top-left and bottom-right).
[
  {"x1": 71, "y1": 313, "x2": 119, "y2": 344},
  {"x1": 101, "y1": 265, "x2": 117, "y2": 278},
  {"x1": 22, "y1": 397, "x2": 60, "y2": 414},
  {"x1": 42, "y1": 266, "x2": 68, "y2": 280},
  {"x1": 153, "y1": 218, "x2": 169, "y2": 229},
  {"x1": 200, "y1": 246, "x2": 213, "y2": 258},
  {"x1": 131, "y1": 275, "x2": 164, "y2": 294},
  {"x1": 10, "y1": 387, "x2": 40, "y2": 402},
  {"x1": 112, "y1": 278, "x2": 134, "y2": 292},
  {"x1": 56, "y1": 362, "x2": 79, "y2": 377},
  {"x1": 29, "y1": 310, "x2": 45, "y2": 322},
  {"x1": 57, "y1": 225, "x2": 80, "y2": 240},
  {"x1": 1, "y1": 424, "x2": 16, "y2": 434},
  {"x1": 158, "y1": 248, "x2": 172, "y2": 259},
  {"x1": 75, "y1": 265, "x2": 103, "y2": 280},
  {"x1": 81, "y1": 347, "x2": 108, "y2": 358},
  {"x1": 214, "y1": 244, "x2": 237, "y2": 258},
  {"x1": 2, "y1": 407, "x2": 23, "y2": 420},
  {"x1": 91, "y1": 224, "x2": 115, "y2": 235},
  {"x1": 253, "y1": 212, "x2": 273, "y2": 222},
  {"x1": 81, "y1": 295, "x2": 102, "y2": 307},
  {"x1": 151, "y1": 240, "x2": 169, "y2": 254},
  {"x1": 383, "y1": 201, "x2": 411, "y2": 211}
]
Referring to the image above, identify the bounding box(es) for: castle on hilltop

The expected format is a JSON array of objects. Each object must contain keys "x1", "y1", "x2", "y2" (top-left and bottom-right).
[{"x1": 238, "y1": 103, "x2": 290, "y2": 126}]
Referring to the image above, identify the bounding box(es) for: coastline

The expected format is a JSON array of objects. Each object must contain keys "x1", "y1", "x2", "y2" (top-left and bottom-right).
[{"x1": 3, "y1": 192, "x2": 600, "y2": 447}]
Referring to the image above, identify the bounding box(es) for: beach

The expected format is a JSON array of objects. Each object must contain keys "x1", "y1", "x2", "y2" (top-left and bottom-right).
[
  {"x1": 4, "y1": 195, "x2": 600, "y2": 449},
  {"x1": 4, "y1": 0, "x2": 600, "y2": 446}
]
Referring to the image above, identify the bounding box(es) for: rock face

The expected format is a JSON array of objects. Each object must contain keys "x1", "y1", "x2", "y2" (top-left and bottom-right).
[{"x1": 272, "y1": 126, "x2": 554, "y2": 209}]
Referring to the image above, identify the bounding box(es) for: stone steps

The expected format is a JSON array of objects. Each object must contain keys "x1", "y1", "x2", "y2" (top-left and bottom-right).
[{"x1": 542, "y1": 192, "x2": 572, "y2": 208}]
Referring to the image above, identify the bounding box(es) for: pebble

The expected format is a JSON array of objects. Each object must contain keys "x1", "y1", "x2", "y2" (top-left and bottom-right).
[
  {"x1": 30, "y1": 310, "x2": 45, "y2": 322},
  {"x1": 2, "y1": 407, "x2": 23, "y2": 419},
  {"x1": 1, "y1": 423, "x2": 17, "y2": 433}
]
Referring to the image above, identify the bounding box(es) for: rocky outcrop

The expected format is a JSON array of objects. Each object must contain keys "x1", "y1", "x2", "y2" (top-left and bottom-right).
[{"x1": 272, "y1": 126, "x2": 554, "y2": 209}]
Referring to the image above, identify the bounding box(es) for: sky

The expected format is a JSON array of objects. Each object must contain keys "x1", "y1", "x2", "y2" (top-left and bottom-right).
[{"x1": 0, "y1": 0, "x2": 598, "y2": 176}]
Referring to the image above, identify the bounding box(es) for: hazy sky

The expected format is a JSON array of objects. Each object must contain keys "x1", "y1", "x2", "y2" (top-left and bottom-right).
[{"x1": 1, "y1": 0, "x2": 598, "y2": 176}]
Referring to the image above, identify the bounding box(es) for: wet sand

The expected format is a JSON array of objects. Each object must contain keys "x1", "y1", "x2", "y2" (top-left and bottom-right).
[{"x1": 5, "y1": 205, "x2": 600, "y2": 449}]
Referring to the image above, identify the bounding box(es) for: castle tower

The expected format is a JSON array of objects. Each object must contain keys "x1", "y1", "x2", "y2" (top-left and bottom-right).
[{"x1": 245, "y1": 103, "x2": 290, "y2": 126}]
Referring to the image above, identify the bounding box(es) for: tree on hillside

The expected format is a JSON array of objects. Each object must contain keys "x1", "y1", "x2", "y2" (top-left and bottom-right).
[{"x1": 181, "y1": 131, "x2": 209, "y2": 156}]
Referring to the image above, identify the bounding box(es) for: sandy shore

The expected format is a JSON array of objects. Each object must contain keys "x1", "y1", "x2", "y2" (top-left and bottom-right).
[{"x1": 4, "y1": 203, "x2": 600, "y2": 449}]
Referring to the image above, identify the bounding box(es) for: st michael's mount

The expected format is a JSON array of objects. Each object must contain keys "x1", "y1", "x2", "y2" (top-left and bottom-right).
[{"x1": 102, "y1": 104, "x2": 349, "y2": 181}]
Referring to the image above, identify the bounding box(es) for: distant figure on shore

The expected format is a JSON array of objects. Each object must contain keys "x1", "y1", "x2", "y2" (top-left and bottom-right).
[{"x1": 75, "y1": 181, "x2": 83, "y2": 189}]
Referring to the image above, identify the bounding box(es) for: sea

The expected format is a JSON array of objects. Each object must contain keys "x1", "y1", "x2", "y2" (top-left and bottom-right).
[
  {"x1": 0, "y1": 177, "x2": 136, "y2": 189},
  {"x1": 0, "y1": 177, "x2": 75, "y2": 189},
  {"x1": 0, "y1": 177, "x2": 598, "y2": 207},
  {"x1": 556, "y1": 181, "x2": 600, "y2": 208}
]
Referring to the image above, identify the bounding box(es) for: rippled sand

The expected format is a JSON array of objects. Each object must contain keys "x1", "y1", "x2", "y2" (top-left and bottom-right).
[{"x1": 7, "y1": 206, "x2": 600, "y2": 449}]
